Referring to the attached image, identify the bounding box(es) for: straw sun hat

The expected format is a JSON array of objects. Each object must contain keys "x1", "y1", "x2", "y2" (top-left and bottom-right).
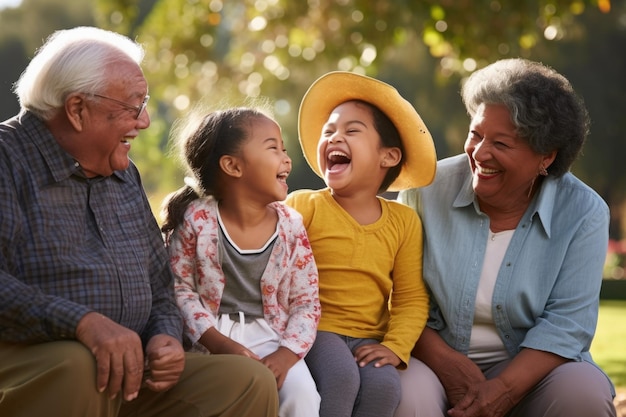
[{"x1": 298, "y1": 71, "x2": 437, "y2": 191}]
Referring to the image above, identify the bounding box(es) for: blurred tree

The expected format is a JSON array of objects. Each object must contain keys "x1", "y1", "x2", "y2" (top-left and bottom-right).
[
  {"x1": 545, "y1": 4, "x2": 626, "y2": 239},
  {"x1": 1, "y1": 0, "x2": 622, "y2": 236},
  {"x1": 92, "y1": 0, "x2": 617, "y2": 210},
  {"x1": 0, "y1": 0, "x2": 94, "y2": 117}
]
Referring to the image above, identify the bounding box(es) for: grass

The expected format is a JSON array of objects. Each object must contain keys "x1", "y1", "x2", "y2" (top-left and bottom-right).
[{"x1": 592, "y1": 300, "x2": 626, "y2": 391}]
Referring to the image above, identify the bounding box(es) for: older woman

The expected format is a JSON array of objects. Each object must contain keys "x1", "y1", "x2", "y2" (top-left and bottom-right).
[{"x1": 396, "y1": 58, "x2": 616, "y2": 417}]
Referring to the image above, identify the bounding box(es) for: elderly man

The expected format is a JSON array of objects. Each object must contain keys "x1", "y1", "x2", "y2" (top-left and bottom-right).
[{"x1": 0, "y1": 26, "x2": 279, "y2": 417}]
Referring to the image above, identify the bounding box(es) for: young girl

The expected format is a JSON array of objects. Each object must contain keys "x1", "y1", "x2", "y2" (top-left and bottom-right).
[
  {"x1": 285, "y1": 72, "x2": 436, "y2": 417},
  {"x1": 161, "y1": 106, "x2": 321, "y2": 417}
]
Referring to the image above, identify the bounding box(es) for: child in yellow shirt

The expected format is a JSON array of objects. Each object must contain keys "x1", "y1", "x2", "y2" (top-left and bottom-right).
[{"x1": 285, "y1": 72, "x2": 436, "y2": 417}]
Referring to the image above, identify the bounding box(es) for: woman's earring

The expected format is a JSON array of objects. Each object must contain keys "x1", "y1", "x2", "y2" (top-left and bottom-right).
[{"x1": 539, "y1": 166, "x2": 548, "y2": 176}]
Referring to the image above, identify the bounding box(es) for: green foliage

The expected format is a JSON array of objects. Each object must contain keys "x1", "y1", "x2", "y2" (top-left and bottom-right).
[
  {"x1": 0, "y1": 0, "x2": 95, "y2": 52},
  {"x1": 89, "y1": 0, "x2": 618, "y2": 198},
  {"x1": 0, "y1": 0, "x2": 95, "y2": 117},
  {"x1": 2, "y1": 0, "x2": 624, "y2": 236}
]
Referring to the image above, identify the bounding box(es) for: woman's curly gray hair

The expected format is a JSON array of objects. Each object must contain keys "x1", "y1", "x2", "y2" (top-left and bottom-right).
[{"x1": 461, "y1": 58, "x2": 589, "y2": 177}]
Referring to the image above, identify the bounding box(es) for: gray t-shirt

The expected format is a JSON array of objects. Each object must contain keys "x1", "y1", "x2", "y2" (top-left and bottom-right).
[{"x1": 217, "y1": 216, "x2": 277, "y2": 319}]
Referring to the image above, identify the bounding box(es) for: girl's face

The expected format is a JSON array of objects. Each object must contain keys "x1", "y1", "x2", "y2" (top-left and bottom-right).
[
  {"x1": 238, "y1": 116, "x2": 292, "y2": 202},
  {"x1": 464, "y1": 103, "x2": 555, "y2": 212},
  {"x1": 317, "y1": 101, "x2": 392, "y2": 196}
]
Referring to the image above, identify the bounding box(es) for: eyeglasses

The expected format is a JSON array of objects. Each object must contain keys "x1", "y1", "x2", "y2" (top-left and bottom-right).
[{"x1": 91, "y1": 93, "x2": 150, "y2": 119}]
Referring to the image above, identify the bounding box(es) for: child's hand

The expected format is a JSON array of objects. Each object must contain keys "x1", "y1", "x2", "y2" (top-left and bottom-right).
[
  {"x1": 221, "y1": 339, "x2": 261, "y2": 360},
  {"x1": 199, "y1": 327, "x2": 260, "y2": 359},
  {"x1": 261, "y1": 347, "x2": 299, "y2": 389},
  {"x1": 353, "y1": 343, "x2": 401, "y2": 368}
]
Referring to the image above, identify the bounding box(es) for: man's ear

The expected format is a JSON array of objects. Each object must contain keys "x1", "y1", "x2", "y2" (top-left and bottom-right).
[
  {"x1": 219, "y1": 155, "x2": 243, "y2": 178},
  {"x1": 66, "y1": 93, "x2": 85, "y2": 132},
  {"x1": 381, "y1": 146, "x2": 402, "y2": 168}
]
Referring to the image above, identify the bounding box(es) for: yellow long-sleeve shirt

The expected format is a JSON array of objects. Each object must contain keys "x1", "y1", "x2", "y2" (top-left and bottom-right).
[{"x1": 285, "y1": 188, "x2": 428, "y2": 367}]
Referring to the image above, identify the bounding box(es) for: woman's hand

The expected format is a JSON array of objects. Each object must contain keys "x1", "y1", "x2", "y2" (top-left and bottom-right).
[
  {"x1": 447, "y1": 377, "x2": 515, "y2": 417},
  {"x1": 447, "y1": 349, "x2": 568, "y2": 417},
  {"x1": 411, "y1": 327, "x2": 486, "y2": 407}
]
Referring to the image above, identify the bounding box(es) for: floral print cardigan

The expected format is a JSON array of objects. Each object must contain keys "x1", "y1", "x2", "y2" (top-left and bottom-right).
[{"x1": 167, "y1": 196, "x2": 320, "y2": 358}]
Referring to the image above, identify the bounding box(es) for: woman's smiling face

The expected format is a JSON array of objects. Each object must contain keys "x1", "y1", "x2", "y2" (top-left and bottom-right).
[{"x1": 464, "y1": 103, "x2": 554, "y2": 211}]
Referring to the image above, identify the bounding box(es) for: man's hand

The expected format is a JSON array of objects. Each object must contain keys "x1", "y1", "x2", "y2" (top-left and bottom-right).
[
  {"x1": 75, "y1": 312, "x2": 144, "y2": 401},
  {"x1": 144, "y1": 335, "x2": 186, "y2": 392}
]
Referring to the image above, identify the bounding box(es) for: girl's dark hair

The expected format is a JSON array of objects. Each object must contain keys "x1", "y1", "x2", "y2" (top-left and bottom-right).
[
  {"x1": 352, "y1": 100, "x2": 405, "y2": 193},
  {"x1": 161, "y1": 107, "x2": 272, "y2": 239}
]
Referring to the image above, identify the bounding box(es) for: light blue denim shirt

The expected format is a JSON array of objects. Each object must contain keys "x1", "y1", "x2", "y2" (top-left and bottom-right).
[{"x1": 398, "y1": 154, "x2": 609, "y2": 367}]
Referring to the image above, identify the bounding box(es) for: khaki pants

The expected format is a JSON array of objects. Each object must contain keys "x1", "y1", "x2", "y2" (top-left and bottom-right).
[{"x1": 0, "y1": 340, "x2": 278, "y2": 417}]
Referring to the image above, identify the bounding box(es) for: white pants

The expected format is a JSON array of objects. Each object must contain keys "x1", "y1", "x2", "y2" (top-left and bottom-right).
[{"x1": 217, "y1": 313, "x2": 320, "y2": 417}]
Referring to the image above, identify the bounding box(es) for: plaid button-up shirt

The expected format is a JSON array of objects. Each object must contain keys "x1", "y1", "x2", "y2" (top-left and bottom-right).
[{"x1": 0, "y1": 111, "x2": 182, "y2": 345}]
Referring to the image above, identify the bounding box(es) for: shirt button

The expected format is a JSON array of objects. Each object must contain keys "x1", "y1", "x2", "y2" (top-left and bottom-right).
[{"x1": 496, "y1": 304, "x2": 503, "y2": 310}]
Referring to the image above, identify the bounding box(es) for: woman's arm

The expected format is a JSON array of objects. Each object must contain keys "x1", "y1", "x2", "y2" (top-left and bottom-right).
[
  {"x1": 448, "y1": 348, "x2": 568, "y2": 417},
  {"x1": 412, "y1": 327, "x2": 487, "y2": 407}
]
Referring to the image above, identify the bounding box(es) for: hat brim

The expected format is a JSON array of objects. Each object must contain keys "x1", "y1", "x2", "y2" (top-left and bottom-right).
[{"x1": 298, "y1": 71, "x2": 436, "y2": 191}]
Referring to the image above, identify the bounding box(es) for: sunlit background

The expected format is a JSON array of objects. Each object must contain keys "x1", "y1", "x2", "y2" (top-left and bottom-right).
[
  {"x1": 1, "y1": 0, "x2": 624, "y2": 279},
  {"x1": 1, "y1": 0, "x2": 625, "y2": 403}
]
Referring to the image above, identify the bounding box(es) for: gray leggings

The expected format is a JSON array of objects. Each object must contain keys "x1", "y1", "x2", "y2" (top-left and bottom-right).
[
  {"x1": 305, "y1": 331, "x2": 401, "y2": 417},
  {"x1": 394, "y1": 356, "x2": 617, "y2": 417}
]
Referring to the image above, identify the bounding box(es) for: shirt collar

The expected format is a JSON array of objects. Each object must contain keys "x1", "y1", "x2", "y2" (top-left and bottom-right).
[
  {"x1": 529, "y1": 176, "x2": 557, "y2": 238},
  {"x1": 21, "y1": 111, "x2": 127, "y2": 183}
]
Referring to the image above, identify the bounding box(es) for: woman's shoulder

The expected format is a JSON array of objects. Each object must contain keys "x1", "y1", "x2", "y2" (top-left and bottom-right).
[
  {"x1": 399, "y1": 154, "x2": 471, "y2": 206},
  {"x1": 432, "y1": 154, "x2": 471, "y2": 184},
  {"x1": 552, "y1": 173, "x2": 608, "y2": 213}
]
